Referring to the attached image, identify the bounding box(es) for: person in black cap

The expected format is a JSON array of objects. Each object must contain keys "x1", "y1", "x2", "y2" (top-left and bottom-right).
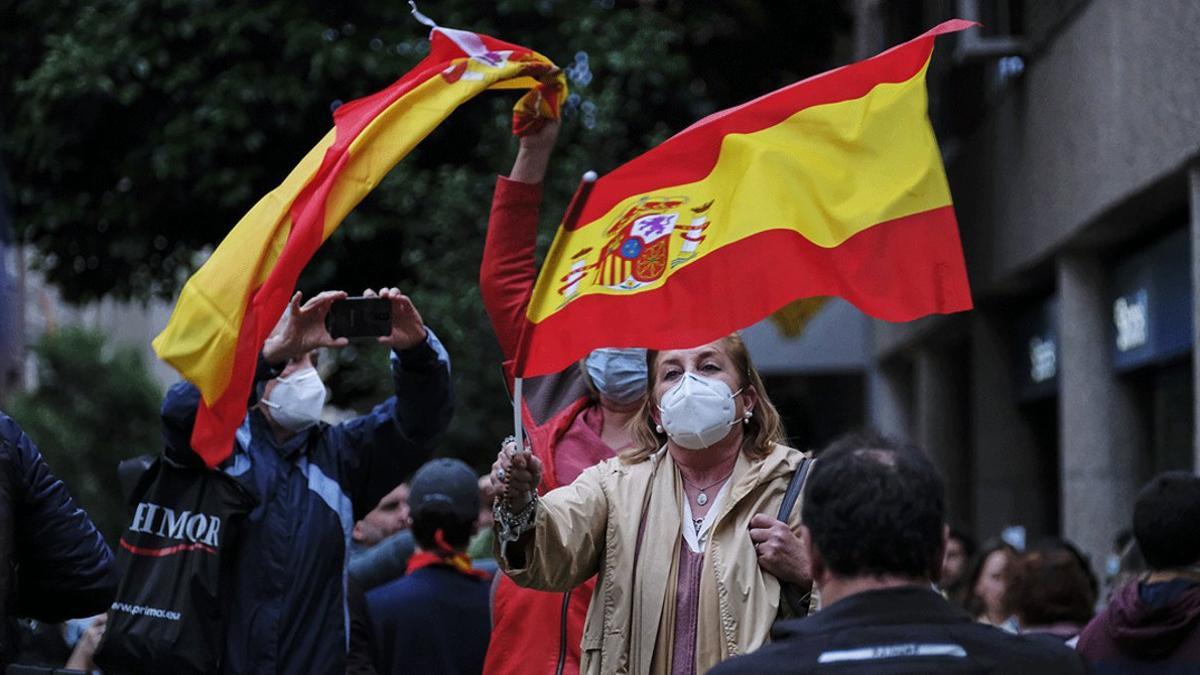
[{"x1": 365, "y1": 458, "x2": 491, "y2": 675}]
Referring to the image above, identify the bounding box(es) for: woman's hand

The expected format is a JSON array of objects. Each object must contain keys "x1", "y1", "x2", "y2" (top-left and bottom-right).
[
  {"x1": 509, "y1": 118, "x2": 560, "y2": 184},
  {"x1": 749, "y1": 513, "x2": 811, "y2": 584},
  {"x1": 492, "y1": 436, "x2": 543, "y2": 510}
]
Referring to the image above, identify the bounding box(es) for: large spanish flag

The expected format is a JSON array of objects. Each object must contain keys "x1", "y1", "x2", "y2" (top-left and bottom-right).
[
  {"x1": 154, "y1": 28, "x2": 564, "y2": 467},
  {"x1": 514, "y1": 20, "x2": 973, "y2": 377}
]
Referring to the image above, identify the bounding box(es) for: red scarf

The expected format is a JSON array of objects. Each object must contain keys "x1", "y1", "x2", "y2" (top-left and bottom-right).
[{"x1": 405, "y1": 529, "x2": 490, "y2": 579}]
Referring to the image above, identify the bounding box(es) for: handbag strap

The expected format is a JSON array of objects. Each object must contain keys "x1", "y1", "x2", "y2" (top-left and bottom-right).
[
  {"x1": 777, "y1": 456, "x2": 812, "y2": 523},
  {"x1": 778, "y1": 456, "x2": 814, "y2": 617}
]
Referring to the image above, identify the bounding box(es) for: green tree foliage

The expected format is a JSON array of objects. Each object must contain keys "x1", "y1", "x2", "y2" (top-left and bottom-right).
[
  {"x1": 7, "y1": 328, "x2": 162, "y2": 542},
  {"x1": 2, "y1": 0, "x2": 848, "y2": 469}
]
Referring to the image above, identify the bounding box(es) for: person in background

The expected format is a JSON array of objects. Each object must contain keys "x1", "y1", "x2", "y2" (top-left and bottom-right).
[
  {"x1": 346, "y1": 579, "x2": 378, "y2": 675},
  {"x1": 349, "y1": 483, "x2": 418, "y2": 591},
  {"x1": 964, "y1": 538, "x2": 1019, "y2": 629},
  {"x1": 1109, "y1": 538, "x2": 1148, "y2": 602},
  {"x1": 493, "y1": 335, "x2": 810, "y2": 674},
  {"x1": 352, "y1": 475, "x2": 502, "y2": 589},
  {"x1": 353, "y1": 483, "x2": 411, "y2": 551},
  {"x1": 159, "y1": 288, "x2": 452, "y2": 675},
  {"x1": 941, "y1": 525, "x2": 976, "y2": 604},
  {"x1": 1006, "y1": 539, "x2": 1097, "y2": 642},
  {"x1": 0, "y1": 413, "x2": 117, "y2": 671},
  {"x1": 63, "y1": 614, "x2": 106, "y2": 672},
  {"x1": 709, "y1": 432, "x2": 1087, "y2": 674},
  {"x1": 1104, "y1": 529, "x2": 1135, "y2": 596},
  {"x1": 467, "y1": 475, "x2": 498, "y2": 572},
  {"x1": 367, "y1": 458, "x2": 491, "y2": 675},
  {"x1": 480, "y1": 117, "x2": 650, "y2": 674},
  {"x1": 1076, "y1": 471, "x2": 1200, "y2": 672}
]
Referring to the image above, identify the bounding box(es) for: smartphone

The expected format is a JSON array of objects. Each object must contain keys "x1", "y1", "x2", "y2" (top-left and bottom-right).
[{"x1": 325, "y1": 297, "x2": 392, "y2": 339}]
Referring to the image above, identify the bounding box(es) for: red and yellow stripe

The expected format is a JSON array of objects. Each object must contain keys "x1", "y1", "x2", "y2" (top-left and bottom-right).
[
  {"x1": 515, "y1": 20, "x2": 974, "y2": 377},
  {"x1": 154, "y1": 28, "x2": 564, "y2": 466}
]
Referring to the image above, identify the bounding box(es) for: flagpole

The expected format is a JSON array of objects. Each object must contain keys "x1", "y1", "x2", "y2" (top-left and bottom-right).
[
  {"x1": 561, "y1": 170, "x2": 598, "y2": 231},
  {"x1": 508, "y1": 169, "x2": 597, "y2": 499},
  {"x1": 511, "y1": 375, "x2": 524, "y2": 453}
]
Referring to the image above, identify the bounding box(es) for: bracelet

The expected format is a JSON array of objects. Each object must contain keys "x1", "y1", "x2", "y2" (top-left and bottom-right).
[{"x1": 494, "y1": 492, "x2": 539, "y2": 554}]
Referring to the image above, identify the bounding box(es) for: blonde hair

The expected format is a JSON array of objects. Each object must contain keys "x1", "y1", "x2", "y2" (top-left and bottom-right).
[{"x1": 623, "y1": 333, "x2": 784, "y2": 464}]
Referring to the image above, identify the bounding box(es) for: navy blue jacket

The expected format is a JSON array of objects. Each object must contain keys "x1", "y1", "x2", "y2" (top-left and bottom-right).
[
  {"x1": 0, "y1": 413, "x2": 118, "y2": 668},
  {"x1": 160, "y1": 331, "x2": 453, "y2": 675},
  {"x1": 366, "y1": 566, "x2": 491, "y2": 675}
]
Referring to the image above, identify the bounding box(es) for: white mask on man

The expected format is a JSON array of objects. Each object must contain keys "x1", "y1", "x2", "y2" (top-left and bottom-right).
[
  {"x1": 262, "y1": 366, "x2": 326, "y2": 432},
  {"x1": 658, "y1": 373, "x2": 742, "y2": 449}
]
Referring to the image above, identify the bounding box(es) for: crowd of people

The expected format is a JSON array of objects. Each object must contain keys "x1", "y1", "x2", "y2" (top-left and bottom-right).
[{"x1": 2, "y1": 120, "x2": 1199, "y2": 674}]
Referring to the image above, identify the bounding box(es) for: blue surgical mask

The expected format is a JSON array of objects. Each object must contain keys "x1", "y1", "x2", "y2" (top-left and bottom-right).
[{"x1": 585, "y1": 348, "x2": 648, "y2": 405}]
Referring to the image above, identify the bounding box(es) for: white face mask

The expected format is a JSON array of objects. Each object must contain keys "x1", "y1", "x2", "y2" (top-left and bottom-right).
[
  {"x1": 262, "y1": 366, "x2": 326, "y2": 432},
  {"x1": 658, "y1": 373, "x2": 742, "y2": 450}
]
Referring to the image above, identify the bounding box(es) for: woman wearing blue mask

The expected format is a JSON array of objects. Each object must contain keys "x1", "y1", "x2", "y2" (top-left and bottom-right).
[
  {"x1": 492, "y1": 334, "x2": 812, "y2": 675},
  {"x1": 480, "y1": 118, "x2": 654, "y2": 675}
]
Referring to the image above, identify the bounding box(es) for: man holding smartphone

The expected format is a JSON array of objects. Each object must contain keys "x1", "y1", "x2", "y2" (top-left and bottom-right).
[{"x1": 156, "y1": 287, "x2": 453, "y2": 675}]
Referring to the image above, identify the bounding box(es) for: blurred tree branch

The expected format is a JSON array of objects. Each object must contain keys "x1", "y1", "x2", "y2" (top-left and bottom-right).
[{"x1": 1, "y1": 0, "x2": 849, "y2": 469}]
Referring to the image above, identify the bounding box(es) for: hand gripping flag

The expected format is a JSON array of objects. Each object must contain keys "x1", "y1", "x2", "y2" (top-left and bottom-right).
[
  {"x1": 513, "y1": 20, "x2": 974, "y2": 377},
  {"x1": 154, "y1": 28, "x2": 565, "y2": 467}
]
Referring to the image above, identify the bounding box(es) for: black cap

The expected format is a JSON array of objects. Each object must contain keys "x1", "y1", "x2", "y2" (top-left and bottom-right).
[{"x1": 408, "y1": 458, "x2": 479, "y2": 522}]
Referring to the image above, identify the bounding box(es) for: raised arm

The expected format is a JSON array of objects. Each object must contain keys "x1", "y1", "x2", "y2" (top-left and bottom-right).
[
  {"x1": 479, "y1": 121, "x2": 560, "y2": 361},
  {"x1": 330, "y1": 289, "x2": 453, "y2": 518}
]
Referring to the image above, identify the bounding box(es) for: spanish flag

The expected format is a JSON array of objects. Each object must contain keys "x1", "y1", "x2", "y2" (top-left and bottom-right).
[
  {"x1": 515, "y1": 20, "x2": 973, "y2": 377},
  {"x1": 154, "y1": 28, "x2": 564, "y2": 467}
]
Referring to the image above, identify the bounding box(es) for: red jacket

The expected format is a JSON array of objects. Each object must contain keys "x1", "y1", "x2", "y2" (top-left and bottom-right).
[{"x1": 480, "y1": 176, "x2": 609, "y2": 675}]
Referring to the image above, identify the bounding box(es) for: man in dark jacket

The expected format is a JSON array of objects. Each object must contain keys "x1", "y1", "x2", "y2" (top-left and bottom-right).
[
  {"x1": 1076, "y1": 471, "x2": 1200, "y2": 672},
  {"x1": 711, "y1": 433, "x2": 1086, "y2": 674},
  {"x1": 160, "y1": 288, "x2": 453, "y2": 674},
  {"x1": 0, "y1": 413, "x2": 117, "y2": 669},
  {"x1": 366, "y1": 458, "x2": 491, "y2": 674}
]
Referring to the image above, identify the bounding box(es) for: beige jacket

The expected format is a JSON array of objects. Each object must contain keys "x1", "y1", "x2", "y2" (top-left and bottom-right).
[{"x1": 500, "y1": 444, "x2": 806, "y2": 675}]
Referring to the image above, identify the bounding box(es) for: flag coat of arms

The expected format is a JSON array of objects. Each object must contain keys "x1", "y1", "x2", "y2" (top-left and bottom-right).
[
  {"x1": 154, "y1": 27, "x2": 564, "y2": 467},
  {"x1": 513, "y1": 20, "x2": 975, "y2": 377}
]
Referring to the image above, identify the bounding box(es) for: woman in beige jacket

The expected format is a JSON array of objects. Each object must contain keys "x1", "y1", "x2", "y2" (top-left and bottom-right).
[{"x1": 492, "y1": 334, "x2": 811, "y2": 675}]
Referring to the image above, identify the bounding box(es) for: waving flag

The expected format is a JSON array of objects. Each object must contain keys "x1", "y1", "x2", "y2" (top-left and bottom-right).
[
  {"x1": 154, "y1": 27, "x2": 565, "y2": 467},
  {"x1": 513, "y1": 20, "x2": 974, "y2": 377}
]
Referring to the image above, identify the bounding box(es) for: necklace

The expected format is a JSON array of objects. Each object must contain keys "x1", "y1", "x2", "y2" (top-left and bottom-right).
[{"x1": 681, "y1": 469, "x2": 734, "y2": 507}]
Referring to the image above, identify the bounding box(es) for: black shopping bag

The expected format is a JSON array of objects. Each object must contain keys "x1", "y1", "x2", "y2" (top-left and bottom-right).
[{"x1": 95, "y1": 455, "x2": 255, "y2": 674}]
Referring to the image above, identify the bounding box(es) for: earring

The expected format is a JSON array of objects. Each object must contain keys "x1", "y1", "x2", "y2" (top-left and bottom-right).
[
  {"x1": 743, "y1": 410, "x2": 753, "y2": 425},
  {"x1": 655, "y1": 423, "x2": 664, "y2": 434}
]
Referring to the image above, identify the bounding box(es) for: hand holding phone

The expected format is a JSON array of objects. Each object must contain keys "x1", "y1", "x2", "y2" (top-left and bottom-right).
[
  {"x1": 324, "y1": 297, "x2": 393, "y2": 339},
  {"x1": 363, "y1": 287, "x2": 427, "y2": 350}
]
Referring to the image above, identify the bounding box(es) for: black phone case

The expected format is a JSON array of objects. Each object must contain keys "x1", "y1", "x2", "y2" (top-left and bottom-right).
[{"x1": 325, "y1": 297, "x2": 391, "y2": 338}]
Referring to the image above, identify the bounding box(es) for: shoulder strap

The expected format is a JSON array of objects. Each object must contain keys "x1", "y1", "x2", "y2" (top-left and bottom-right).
[
  {"x1": 778, "y1": 456, "x2": 814, "y2": 618},
  {"x1": 777, "y1": 456, "x2": 812, "y2": 522}
]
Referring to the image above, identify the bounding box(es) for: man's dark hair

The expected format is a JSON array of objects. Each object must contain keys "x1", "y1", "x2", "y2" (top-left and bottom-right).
[
  {"x1": 803, "y1": 431, "x2": 945, "y2": 580},
  {"x1": 411, "y1": 503, "x2": 474, "y2": 551},
  {"x1": 1133, "y1": 471, "x2": 1200, "y2": 569}
]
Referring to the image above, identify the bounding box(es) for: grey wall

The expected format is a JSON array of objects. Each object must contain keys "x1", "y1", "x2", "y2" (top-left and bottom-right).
[
  {"x1": 951, "y1": 0, "x2": 1200, "y2": 296},
  {"x1": 741, "y1": 300, "x2": 869, "y2": 376}
]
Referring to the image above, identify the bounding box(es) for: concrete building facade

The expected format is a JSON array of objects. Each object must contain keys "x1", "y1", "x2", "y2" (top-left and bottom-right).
[{"x1": 855, "y1": 0, "x2": 1200, "y2": 570}]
